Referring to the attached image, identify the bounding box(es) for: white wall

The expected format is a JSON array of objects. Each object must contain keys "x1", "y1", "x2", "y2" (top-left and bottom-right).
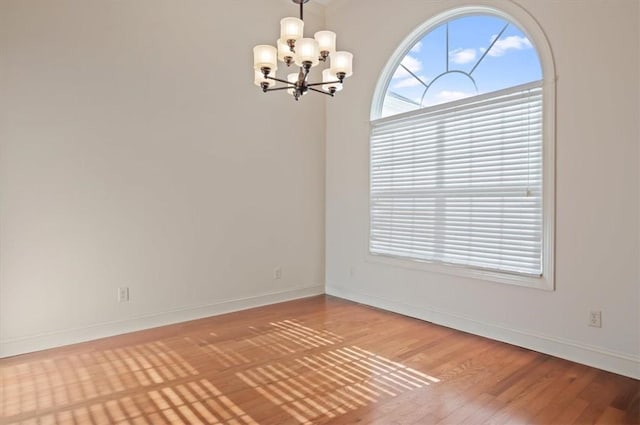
[
  {"x1": 0, "y1": 0, "x2": 327, "y2": 356},
  {"x1": 325, "y1": 0, "x2": 640, "y2": 378},
  {"x1": 2, "y1": 0, "x2": 638, "y2": 381}
]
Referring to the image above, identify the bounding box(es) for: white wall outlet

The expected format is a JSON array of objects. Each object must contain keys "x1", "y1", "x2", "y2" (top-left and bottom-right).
[
  {"x1": 273, "y1": 266, "x2": 282, "y2": 280},
  {"x1": 588, "y1": 311, "x2": 602, "y2": 328},
  {"x1": 117, "y1": 287, "x2": 129, "y2": 303}
]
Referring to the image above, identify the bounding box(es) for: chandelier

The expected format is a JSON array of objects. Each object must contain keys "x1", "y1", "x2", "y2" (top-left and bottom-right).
[{"x1": 252, "y1": 0, "x2": 353, "y2": 101}]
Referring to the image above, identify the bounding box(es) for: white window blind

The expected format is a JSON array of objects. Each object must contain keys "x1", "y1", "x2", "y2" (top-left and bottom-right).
[{"x1": 370, "y1": 82, "x2": 543, "y2": 276}]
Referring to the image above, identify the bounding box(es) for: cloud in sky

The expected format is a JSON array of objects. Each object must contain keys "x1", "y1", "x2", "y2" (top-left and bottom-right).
[
  {"x1": 410, "y1": 41, "x2": 422, "y2": 53},
  {"x1": 402, "y1": 55, "x2": 422, "y2": 72},
  {"x1": 392, "y1": 55, "x2": 423, "y2": 79},
  {"x1": 449, "y1": 48, "x2": 477, "y2": 65},
  {"x1": 485, "y1": 35, "x2": 533, "y2": 57},
  {"x1": 435, "y1": 90, "x2": 473, "y2": 103},
  {"x1": 393, "y1": 76, "x2": 427, "y2": 89}
]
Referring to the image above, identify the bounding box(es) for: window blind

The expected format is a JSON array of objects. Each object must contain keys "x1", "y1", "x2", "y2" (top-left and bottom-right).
[{"x1": 370, "y1": 82, "x2": 543, "y2": 276}]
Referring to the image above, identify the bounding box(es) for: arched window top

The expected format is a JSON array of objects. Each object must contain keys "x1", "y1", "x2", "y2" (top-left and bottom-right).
[{"x1": 372, "y1": 5, "x2": 555, "y2": 120}]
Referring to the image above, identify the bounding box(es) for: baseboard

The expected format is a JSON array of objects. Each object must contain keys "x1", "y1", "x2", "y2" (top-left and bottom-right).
[
  {"x1": 5, "y1": 283, "x2": 638, "y2": 380},
  {"x1": 326, "y1": 284, "x2": 640, "y2": 380},
  {"x1": 0, "y1": 285, "x2": 324, "y2": 358}
]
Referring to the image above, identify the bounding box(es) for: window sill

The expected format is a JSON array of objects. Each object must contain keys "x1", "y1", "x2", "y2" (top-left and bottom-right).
[{"x1": 365, "y1": 252, "x2": 554, "y2": 291}]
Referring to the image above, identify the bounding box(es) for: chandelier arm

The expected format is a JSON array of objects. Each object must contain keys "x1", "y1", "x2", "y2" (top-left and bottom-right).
[
  {"x1": 263, "y1": 86, "x2": 295, "y2": 92},
  {"x1": 308, "y1": 87, "x2": 334, "y2": 96},
  {"x1": 306, "y1": 80, "x2": 342, "y2": 88},
  {"x1": 266, "y1": 75, "x2": 297, "y2": 86}
]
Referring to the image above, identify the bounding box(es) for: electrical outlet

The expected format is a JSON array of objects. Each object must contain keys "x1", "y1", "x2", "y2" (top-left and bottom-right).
[
  {"x1": 273, "y1": 266, "x2": 282, "y2": 280},
  {"x1": 589, "y1": 311, "x2": 601, "y2": 328},
  {"x1": 118, "y1": 287, "x2": 129, "y2": 303}
]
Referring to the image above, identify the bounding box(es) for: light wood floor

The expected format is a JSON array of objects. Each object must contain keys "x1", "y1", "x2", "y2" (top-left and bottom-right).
[{"x1": 1, "y1": 296, "x2": 638, "y2": 425}]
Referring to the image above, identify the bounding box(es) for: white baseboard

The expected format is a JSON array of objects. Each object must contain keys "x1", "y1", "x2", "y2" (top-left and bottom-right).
[
  {"x1": 326, "y1": 285, "x2": 640, "y2": 380},
  {"x1": 0, "y1": 285, "x2": 324, "y2": 358},
  {"x1": 4, "y1": 283, "x2": 638, "y2": 380}
]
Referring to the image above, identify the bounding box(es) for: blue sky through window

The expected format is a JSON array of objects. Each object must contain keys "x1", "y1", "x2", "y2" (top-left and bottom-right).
[{"x1": 383, "y1": 15, "x2": 542, "y2": 116}]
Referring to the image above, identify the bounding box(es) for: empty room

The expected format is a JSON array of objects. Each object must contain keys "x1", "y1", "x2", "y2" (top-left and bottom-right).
[{"x1": 1, "y1": 0, "x2": 639, "y2": 424}]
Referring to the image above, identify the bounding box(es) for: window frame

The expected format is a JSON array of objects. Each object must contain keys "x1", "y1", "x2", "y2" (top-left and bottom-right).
[{"x1": 368, "y1": 3, "x2": 556, "y2": 291}]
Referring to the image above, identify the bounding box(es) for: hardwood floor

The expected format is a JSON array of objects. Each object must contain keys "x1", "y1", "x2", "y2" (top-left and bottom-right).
[{"x1": 1, "y1": 296, "x2": 638, "y2": 424}]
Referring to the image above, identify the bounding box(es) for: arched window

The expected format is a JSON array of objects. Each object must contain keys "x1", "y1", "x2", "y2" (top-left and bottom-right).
[{"x1": 369, "y1": 6, "x2": 555, "y2": 289}]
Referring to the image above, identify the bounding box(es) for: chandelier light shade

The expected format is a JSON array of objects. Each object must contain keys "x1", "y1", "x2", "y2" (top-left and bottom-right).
[
  {"x1": 294, "y1": 38, "x2": 320, "y2": 67},
  {"x1": 252, "y1": 0, "x2": 353, "y2": 101},
  {"x1": 277, "y1": 39, "x2": 294, "y2": 64},
  {"x1": 322, "y1": 69, "x2": 342, "y2": 93},
  {"x1": 314, "y1": 30, "x2": 336, "y2": 57},
  {"x1": 280, "y1": 17, "x2": 304, "y2": 45},
  {"x1": 287, "y1": 73, "x2": 299, "y2": 95},
  {"x1": 253, "y1": 45, "x2": 278, "y2": 72},
  {"x1": 331, "y1": 51, "x2": 353, "y2": 77}
]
